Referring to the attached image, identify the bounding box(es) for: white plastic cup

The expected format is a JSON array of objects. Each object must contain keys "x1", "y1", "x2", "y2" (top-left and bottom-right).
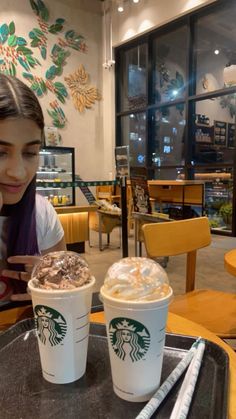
[
  {"x1": 28, "y1": 277, "x2": 95, "y2": 384},
  {"x1": 100, "y1": 286, "x2": 173, "y2": 402}
]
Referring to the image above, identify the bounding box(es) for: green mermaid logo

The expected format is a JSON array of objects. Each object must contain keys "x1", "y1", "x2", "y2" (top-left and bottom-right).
[
  {"x1": 34, "y1": 305, "x2": 67, "y2": 347},
  {"x1": 109, "y1": 317, "x2": 150, "y2": 362}
]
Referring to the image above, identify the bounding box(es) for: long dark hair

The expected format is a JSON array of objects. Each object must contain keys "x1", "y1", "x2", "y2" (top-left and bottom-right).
[{"x1": 0, "y1": 74, "x2": 44, "y2": 292}]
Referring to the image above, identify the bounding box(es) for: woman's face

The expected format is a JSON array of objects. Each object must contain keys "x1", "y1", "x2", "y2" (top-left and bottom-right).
[
  {"x1": 41, "y1": 317, "x2": 49, "y2": 328},
  {"x1": 0, "y1": 118, "x2": 42, "y2": 205},
  {"x1": 121, "y1": 330, "x2": 132, "y2": 342}
]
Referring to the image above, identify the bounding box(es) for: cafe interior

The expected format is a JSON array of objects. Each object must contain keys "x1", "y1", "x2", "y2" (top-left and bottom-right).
[{"x1": 1, "y1": 0, "x2": 236, "y2": 417}]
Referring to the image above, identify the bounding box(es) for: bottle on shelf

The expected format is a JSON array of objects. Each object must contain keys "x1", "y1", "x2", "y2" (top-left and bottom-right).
[
  {"x1": 62, "y1": 195, "x2": 67, "y2": 205},
  {"x1": 53, "y1": 195, "x2": 59, "y2": 206}
]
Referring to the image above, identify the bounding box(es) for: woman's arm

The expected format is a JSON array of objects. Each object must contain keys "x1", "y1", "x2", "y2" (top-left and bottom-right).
[{"x1": 41, "y1": 236, "x2": 66, "y2": 254}]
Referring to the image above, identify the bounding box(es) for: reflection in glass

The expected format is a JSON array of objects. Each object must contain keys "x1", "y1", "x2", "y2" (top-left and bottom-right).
[
  {"x1": 119, "y1": 44, "x2": 147, "y2": 112},
  {"x1": 195, "y1": 168, "x2": 233, "y2": 233},
  {"x1": 152, "y1": 167, "x2": 185, "y2": 180},
  {"x1": 192, "y1": 96, "x2": 236, "y2": 164},
  {"x1": 195, "y1": 2, "x2": 236, "y2": 94},
  {"x1": 152, "y1": 25, "x2": 187, "y2": 103},
  {"x1": 152, "y1": 105, "x2": 186, "y2": 167},
  {"x1": 120, "y1": 113, "x2": 146, "y2": 167}
]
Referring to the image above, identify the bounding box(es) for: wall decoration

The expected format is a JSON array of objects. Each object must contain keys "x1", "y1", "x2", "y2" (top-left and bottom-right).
[
  {"x1": 47, "y1": 100, "x2": 67, "y2": 128},
  {"x1": 23, "y1": 72, "x2": 68, "y2": 102},
  {"x1": 44, "y1": 125, "x2": 62, "y2": 146},
  {"x1": 0, "y1": 22, "x2": 40, "y2": 76},
  {"x1": 0, "y1": 0, "x2": 91, "y2": 129},
  {"x1": 65, "y1": 64, "x2": 101, "y2": 113}
]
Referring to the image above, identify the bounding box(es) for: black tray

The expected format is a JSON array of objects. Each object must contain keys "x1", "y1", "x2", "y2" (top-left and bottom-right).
[{"x1": 0, "y1": 319, "x2": 228, "y2": 419}]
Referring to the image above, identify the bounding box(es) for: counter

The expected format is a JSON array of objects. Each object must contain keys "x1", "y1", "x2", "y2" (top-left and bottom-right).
[{"x1": 56, "y1": 205, "x2": 97, "y2": 252}]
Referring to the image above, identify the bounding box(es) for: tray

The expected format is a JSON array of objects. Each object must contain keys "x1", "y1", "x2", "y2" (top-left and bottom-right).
[{"x1": 0, "y1": 319, "x2": 228, "y2": 419}]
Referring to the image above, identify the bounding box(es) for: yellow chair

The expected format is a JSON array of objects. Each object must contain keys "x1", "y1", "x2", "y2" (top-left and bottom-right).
[
  {"x1": 224, "y1": 249, "x2": 236, "y2": 277},
  {"x1": 142, "y1": 217, "x2": 236, "y2": 338}
]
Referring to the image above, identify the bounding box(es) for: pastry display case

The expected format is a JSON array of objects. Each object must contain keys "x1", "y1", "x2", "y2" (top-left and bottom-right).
[{"x1": 36, "y1": 146, "x2": 75, "y2": 206}]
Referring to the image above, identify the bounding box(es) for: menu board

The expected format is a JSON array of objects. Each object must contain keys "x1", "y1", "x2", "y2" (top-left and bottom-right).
[
  {"x1": 130, "y1": 167, "x2": 152, "y2": 214},
  {"x1": 214, "y1": 121, "x2": 227, "y2": 147},
  {"x1": 227, "y1": 123, "x2": 235, "y2": 148}
]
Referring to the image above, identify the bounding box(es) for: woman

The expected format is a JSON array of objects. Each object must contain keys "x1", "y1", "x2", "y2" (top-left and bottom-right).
[{"x1": 0, "y1": 74, "x2": 66, "y2": 304}]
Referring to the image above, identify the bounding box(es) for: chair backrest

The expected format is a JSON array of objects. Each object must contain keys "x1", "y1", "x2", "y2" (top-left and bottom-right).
[
  {"x1": 96, "y1": 185, "x2": 114, "y2": 202},
  {"x1": 142, "y1": 216, "x2": 211, "y2": 292}
]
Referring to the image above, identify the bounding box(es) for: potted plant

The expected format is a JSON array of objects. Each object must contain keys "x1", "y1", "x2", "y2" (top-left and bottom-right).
[{"x1": 219, "y1": 203, "x2": 232, "y2": 227}]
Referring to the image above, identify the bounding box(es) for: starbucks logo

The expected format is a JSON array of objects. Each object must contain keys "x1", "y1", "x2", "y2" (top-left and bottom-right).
[
  {"x1": 109, "y1": 317, "x2": 150, "y2": 362},
  {"x1": 34, "y1": 305, "x2": 67, "y2": 347}
]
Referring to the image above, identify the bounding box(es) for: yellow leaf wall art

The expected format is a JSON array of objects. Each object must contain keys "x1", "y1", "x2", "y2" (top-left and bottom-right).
[{"x1": 64, "y1": 64, "x2": 101, "y2": 113}]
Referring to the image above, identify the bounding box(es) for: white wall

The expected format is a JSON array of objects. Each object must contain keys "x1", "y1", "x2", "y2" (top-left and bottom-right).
[{"x1": 110, "y1": 0, "x2": 217, "y2": 46}]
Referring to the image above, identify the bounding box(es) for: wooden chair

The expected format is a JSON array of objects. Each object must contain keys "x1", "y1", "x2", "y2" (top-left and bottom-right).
[
  {"x1": 142, "y1": 217, "x2": 236, "y2": 338},
  {"x1": 88, "y1": 210, "x2": 121, "y2": 251},
  {"x1": 96, "y1": 185, "x2": 121, "y2": 206}
]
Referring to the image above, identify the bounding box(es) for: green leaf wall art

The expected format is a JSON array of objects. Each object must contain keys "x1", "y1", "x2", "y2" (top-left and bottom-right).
[
  {"x1": 47, "y1": 100, "x2": 67, "y2": 128},
  {"x1": 0, "y1": 0, "x2": 91, "y2": 130}
]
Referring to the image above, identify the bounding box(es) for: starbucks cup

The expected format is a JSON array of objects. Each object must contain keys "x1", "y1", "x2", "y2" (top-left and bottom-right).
[
  {"x1": 100, "y1": 286, "x2": 173, "y2": 402},
  {"x1": 28, "y1": 276, "x2": 95, "y2": 384}
]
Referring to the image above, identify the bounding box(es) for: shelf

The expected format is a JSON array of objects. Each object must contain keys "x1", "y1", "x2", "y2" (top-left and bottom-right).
[{"x1": 195, "y1": 123, "x2": 211, "y2": 127}]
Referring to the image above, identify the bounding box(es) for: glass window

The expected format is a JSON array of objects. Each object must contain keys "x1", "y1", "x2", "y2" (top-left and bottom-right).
[
  {"x1": 120, "y1": 112, "x2": 146, "y2": 167},
  {"x1": 151, "y1": 104, "x2": 186, "y2": 167},
  {"x1": 192, "y1": 95, "x2": 236, "y2": 165},
  {"x1": 118, "y1": 43, "x2": 147, "y2": 112},
  {"x1": 195, "y1": 167, "x2": 233, "y2": 233},
  {"x1": 152, "y1": 25, "x2": 187, "y2": 103},
  {"x1": 195, "y1": 3, "x2": 236, "y2": 94},
  {"x1": 151, "y1": 167, "x2": 185, "y2": 180}
]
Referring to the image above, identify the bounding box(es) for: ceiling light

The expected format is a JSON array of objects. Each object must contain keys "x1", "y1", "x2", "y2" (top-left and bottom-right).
[
  {"x1": 117, "y1": 0, "x2": 124, "y2": 12},
  {"x1": 133, "y1": 0, "x2": 140, "y2": 3},
  {"x1": 214, "y1": 49, "x2": 220, "y2": 55}
]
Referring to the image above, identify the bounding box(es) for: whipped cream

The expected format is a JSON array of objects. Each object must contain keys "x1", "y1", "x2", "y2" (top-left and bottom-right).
[{"x1": 103, "y1": 257, "x2": 170, "y2": 301}]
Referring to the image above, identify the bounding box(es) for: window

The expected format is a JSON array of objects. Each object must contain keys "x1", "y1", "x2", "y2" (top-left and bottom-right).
[
  {"x1": 118, "y1": 43, "x2": 147, "y2": 113},
  {"x1": 152, "y1": 26, "x2": 188, "y2": 103},
  {"x1": 192, "y1": 95, "x2": 235, "y2": 165},
  {"x1": 120, "y1": 112, "x2": 146, "y2": 167},
  {"x1": 115, "y1": 0, "x2": 236, "y2": 234},
  {"x1": 195, "y1": 2, "x2": 236, "y2": 95},
  {"x1": 151, "y1": 104, "x2": 186, "y2": 167}
]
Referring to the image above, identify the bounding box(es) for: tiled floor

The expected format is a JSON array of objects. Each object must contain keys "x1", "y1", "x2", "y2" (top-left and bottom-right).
[{"x1": 85, "y1": 228, "x2": 236, "y2": 296}]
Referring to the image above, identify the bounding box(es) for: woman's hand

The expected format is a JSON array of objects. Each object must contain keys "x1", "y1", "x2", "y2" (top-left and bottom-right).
[{"x1": 2, "y1": 255, "x2": 40, "y2": 301}]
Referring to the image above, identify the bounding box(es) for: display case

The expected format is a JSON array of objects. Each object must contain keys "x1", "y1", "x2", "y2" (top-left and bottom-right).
[
  {"x1": 197, "y1": 169, "x2": 233, "y2": 233},
  {"x1": 36, "y1": 146, "x2": 75, "y2": 206}
]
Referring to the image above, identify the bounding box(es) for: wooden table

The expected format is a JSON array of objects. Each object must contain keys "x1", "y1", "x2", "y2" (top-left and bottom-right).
[
  {"x1": 1, "y1": 306, "x2": 235, "y2": 418},
  {"x1": 224, "y1": 249, "x2": 236, "y2": 277},
  {"x1": 148, "y1": 180, "x2": 205, "y2": 217}
]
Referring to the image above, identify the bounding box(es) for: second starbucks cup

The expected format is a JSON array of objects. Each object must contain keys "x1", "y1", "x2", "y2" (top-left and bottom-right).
[{"x1": 100, "y1": 257, "x2": 173, "y2": 402}]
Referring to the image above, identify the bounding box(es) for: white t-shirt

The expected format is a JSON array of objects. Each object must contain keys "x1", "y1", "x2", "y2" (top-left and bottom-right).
[{"x1": 0, "y1": 194, "x2": 64, "y2": 300}]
